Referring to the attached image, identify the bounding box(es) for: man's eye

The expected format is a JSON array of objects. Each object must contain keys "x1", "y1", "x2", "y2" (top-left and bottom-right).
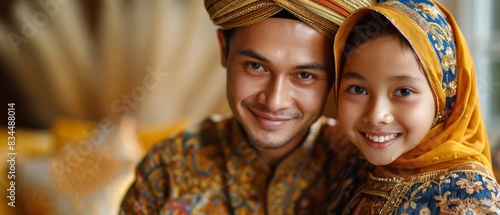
[
  {"x1": 247, "y1": 62, "x2": 265, "y2": 71},
  {"x1": 347, "y1": 86, "x2": 367, "y2": 95},
  {"x1": 298, "y1": 72, "x2": 314, "y2": 80},
  {"x1": 395, "y1": 88, "x2": 413, "y2": 96}
]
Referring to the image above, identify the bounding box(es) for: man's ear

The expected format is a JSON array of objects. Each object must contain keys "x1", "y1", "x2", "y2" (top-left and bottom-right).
[{"x1": 216, "y1": 29, "x2": 227, "y2": 67}]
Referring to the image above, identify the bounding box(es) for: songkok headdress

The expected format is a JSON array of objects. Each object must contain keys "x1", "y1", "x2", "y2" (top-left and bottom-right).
[{"x1": 204, "y1": 0, "x2": 377, "y2": 39}]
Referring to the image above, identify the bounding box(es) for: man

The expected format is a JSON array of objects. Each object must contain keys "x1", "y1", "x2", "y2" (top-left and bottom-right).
[{"x1": 120, "y1": 1, "x2": 375, "y2": 214}]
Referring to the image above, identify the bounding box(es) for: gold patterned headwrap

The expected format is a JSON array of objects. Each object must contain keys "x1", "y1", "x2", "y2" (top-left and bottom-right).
[
  {"x1": 204, "y1": 0, "x2": 377, "y2": 39},
  {"x1": 334, "y1": 0, "x2": 492, "y2": 174}
]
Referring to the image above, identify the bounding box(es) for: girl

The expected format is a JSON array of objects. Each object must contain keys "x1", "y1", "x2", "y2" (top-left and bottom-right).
[{"x1": 333, "y1": 0, "x2": 500, "y2": 214}]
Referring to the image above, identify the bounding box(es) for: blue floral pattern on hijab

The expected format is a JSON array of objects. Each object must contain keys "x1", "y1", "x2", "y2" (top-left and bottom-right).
[{"x1": 381, "y1": 0, "x2": 457, "y2": 122}]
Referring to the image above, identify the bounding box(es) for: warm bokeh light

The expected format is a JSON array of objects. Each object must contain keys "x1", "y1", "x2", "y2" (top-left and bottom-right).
[{"x1": 0, "y1": 0, "x2": 498, "y2": 214}]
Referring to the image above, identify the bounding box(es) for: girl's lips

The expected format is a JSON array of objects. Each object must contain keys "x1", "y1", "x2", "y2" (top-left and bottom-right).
[
  {"x1": 360, "y1": 131, "x2": 401, "y2": 148},
  {"x1": 365, "y1": 133, "x2": 398, "y2": 142}
]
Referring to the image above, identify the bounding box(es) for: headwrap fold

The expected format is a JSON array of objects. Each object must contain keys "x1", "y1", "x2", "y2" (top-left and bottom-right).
[
  {"x1": 334, "y1": 0, "x2": 492, "y2": 174},
  {"x1": 205, "y1": 0, "x2": 377, "y2": 39}
]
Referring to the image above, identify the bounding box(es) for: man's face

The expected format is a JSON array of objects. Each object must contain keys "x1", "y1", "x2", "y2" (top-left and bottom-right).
[{"x1": 218, "y1": 18, "x2": 333, "y2": 150}]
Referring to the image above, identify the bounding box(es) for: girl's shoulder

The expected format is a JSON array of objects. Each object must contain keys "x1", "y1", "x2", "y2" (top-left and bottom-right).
[
  {"x1": 400, "y1": 162, "x2": 500, "y2": 214},
  {"x1": 413, "y1": 162, "x2": 498, "y2": 196}
]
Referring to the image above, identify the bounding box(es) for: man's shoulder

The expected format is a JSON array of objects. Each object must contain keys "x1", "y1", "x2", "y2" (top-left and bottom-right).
[
  {"x1": 138, "y1": 115, "x2": 234, "y2": 169},
  {"x1": 312, "y1": 116, "x2": 371, "y2": 178},
  {"x1": 153, "y1": 115, "x2": 233, "y2": 149},
  {"x1": 314, "y1": 116, "x2": 361, "y2": 155}
]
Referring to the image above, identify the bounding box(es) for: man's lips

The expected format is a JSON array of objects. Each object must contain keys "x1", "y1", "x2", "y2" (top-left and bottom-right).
[{"x1": 250, "y1": 109, "x2": 292, "y2": 130}]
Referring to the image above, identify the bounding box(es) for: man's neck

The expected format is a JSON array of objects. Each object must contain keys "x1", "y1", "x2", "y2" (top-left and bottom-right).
[{"x1": 254, "y1": 130, "x2": 309, "y2": 170}]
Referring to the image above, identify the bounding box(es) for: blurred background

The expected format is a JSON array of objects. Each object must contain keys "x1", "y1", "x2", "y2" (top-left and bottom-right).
[{"x1": 0, "y1": 0, "x2": 498, "y2": 214}]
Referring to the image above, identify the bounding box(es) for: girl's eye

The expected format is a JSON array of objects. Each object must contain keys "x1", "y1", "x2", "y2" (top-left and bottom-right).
[
  {"x1": 347, "y1": 86, "x2": 367, "y2": 95},
  {"x1": 298, "y1": 72, "x2": 314, "y2": 80},
  {"x1": 395, "y1": 88, "x2": 414, "y2": 96},
  {"x1": 248, "y1": 62, "x2": 265, "y2": 71}
]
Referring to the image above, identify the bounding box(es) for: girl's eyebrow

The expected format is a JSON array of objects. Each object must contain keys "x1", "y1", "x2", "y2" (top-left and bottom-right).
[
  {"x1": 342, "y1": 71, "x2": 424, "y2": 82},
  {"x1": 390, "y1": 74, "x2": 425, "y2": 82},
  {"x1": 341, "y1": 71, "x2": 366, "y2": 80}
]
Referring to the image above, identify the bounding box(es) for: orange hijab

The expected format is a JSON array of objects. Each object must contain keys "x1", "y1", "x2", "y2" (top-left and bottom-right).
[{"x1": 334, "y1": 0, "x2": 492, "y2": 175}]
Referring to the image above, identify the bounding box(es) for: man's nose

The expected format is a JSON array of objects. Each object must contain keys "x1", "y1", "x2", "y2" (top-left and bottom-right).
[{"x1": 258, "y1": 76, "x2": 293, "y2": 113}]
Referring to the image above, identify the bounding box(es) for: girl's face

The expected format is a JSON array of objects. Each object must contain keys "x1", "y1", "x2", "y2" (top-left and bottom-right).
[{"x1": 338, "y1": 36, "x2": 436, "y2": 166}]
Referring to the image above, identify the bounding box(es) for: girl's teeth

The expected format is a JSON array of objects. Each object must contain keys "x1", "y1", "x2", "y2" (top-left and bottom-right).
[{"x1": 365, "y1": 133, "x2": 397, "y2": 142}]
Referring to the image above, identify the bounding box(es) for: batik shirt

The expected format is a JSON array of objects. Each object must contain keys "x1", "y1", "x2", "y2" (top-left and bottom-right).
[
  {"x1": 120, "y1": 116, "x2": 370, "y2": 215},
  {"x1": 342, "y1": 163, "x2": 500, "y2": 214}
]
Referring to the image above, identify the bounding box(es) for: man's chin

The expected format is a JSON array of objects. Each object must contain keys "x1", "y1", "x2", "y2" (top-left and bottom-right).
[{"x1": 247, "y1": 136, "x2": 289, "y2": 150}]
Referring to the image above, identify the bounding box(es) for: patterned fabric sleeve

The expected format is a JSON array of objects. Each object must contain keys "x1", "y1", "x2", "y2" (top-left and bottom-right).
[
  {"x1": 120, "y1": 143, "x2": 170, "y2": 215},
  {"x1": 396, "y1": 171, "x2": 500, "y2": 214},
  {"x1": 326, "y1": 136, "x2": 373, "y2": 214}
]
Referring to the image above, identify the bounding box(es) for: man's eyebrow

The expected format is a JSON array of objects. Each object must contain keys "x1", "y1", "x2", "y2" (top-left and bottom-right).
[
  {"x1": 240, "y1": 50, "x2": 270, "y2": 64},
  {"x1": 296, "y1": 63, "x2": 326, "y2": 72},
  {"x1": 240, "y1": 49, "x2": 327, "y2": 72}
]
